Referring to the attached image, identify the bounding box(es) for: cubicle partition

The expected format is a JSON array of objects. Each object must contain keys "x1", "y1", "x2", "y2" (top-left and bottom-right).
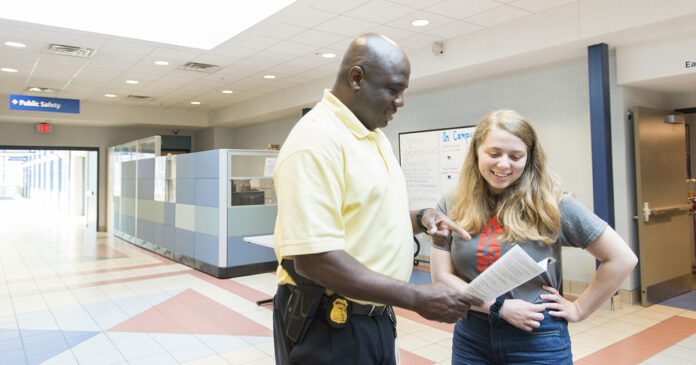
[{"x1": 113, "y1": 149, "x2": 278, "y2": 278}]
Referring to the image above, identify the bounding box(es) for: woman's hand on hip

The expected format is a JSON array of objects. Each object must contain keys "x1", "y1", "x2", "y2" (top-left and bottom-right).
[
  {"x1": 499, "y1": 299, "x2": 547, "y2": 332},
  {"x1": 540, "y1": 285, "x2": 583, "y2": 322}
]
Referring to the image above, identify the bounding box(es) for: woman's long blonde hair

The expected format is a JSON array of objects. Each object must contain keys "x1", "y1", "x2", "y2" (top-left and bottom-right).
[{"x1": 449, "y1": 110, "x2": 561, "y2": 244}]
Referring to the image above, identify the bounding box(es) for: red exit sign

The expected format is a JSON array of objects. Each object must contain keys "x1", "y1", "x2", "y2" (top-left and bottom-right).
[{"x1": 36, "y1": 123, "x2": 52, "y2": 133}]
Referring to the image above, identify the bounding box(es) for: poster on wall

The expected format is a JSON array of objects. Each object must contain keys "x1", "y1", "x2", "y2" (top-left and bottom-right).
[{"x1": 399, "y1": 125, "x2": 477, "y2": 259}]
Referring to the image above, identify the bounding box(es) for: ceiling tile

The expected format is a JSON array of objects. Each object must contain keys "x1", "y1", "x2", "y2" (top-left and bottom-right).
[
  {"x1": 230, "y1": 58, "x2": 271, "y2": 72},
  {"x1": 250, "y1": 19, "x2": 307, "y2": 40},
  {"x1": 245, "y1": 50, "x2": 296, "y2": 66},
  {"x1": 272, "y1": 5, "x2": 337, "y2": 27},
  {"x1": 508, "y1": 0, "x2": 576, "y2": 13},
  {"x1": 45, "y1": 30, "x2": 108, "y2": 50},
  {"x1": 283, "y1": 54, "x2": 329, "y2": 69},
  {"x1": 148, "y1": 47, "x2": 203, "y2": 62},
  {"x1": 345, "y1": 0, "x2": 418, "y2": 24},
  {"x1": 190, "y1": 53, "x2": 241, "y2": 68},
  {"x1": 213, "y1": 33, "x2": 280, "y2": 51},
  {"x1": 314, "y1": 16, "x2": 379, "y2": 37},
  {"x1": 369, "y1": 25, "x2": 418, "y2": 42},
  {"x1": 386, "y1": 10, "x2": 456, "y2": 32},
  {"x1": 289, "y1": 29, "x2": 346, "y2": 48},
  {"x1": 0, "y1": 78, "x2": 28, "y2": 93},
  {"x1": 385, "y1": 0, "x2": 445, "y2": 10},
  {"x1": 265, "y1": 41, "x2": 318, "y2": 57},
  {"x1": 305, "y1": 0, "x2": 371, "y2": 13},
  {"x1": 100, "y1": 39, "x2": 154, "y2": 55},
  {"x1": 425, "y1": 0, "x2": 500, "y2": 19},
  {"x1": 397, "y1": 33, "x2": 441, "y2": 50},
  {"x1": 0, "y1": 20, "x2": 50, "y2": 42},
  {"x1": 424, "y1": 20, "x2": 483, "y2": 39},
  {"x1": 465, "y1": 5, "x2": 530, "y2": 27}
]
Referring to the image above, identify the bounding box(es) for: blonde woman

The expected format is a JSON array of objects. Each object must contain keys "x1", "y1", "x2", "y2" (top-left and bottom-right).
[{"x1": 427, "y1": 110, "x2": 637, "y2": 364}]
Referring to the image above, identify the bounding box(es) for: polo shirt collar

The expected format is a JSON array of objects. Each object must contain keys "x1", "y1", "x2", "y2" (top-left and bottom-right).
[{"x1": 321, "y1": 89, "x2": 378, "y2": 140}]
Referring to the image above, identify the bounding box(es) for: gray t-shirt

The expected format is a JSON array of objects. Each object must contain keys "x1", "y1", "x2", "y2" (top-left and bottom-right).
[{"x1": 434, "y1": 195, "x2": 607, "y2": 303}]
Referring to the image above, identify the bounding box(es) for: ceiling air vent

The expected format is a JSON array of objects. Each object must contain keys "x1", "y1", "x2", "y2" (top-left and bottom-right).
[
  {"x1": 25, "y1": 86, "x2": 59, "y2": 94},
  {"x1": 125, "y1": 95, "x2": 153, "y2": 100},
  {"x1": 179, "y1": 62, "x2": 220, "y2": 73},
  {"x1": 45, "y1": 43, "x2": 96, "y2": 58}
]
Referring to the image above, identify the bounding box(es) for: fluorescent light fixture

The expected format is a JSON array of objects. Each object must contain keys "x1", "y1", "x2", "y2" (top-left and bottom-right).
[
  {"x1": 191, "y1": 101, "x2": 201, "y2": 105},
  {"x1": 104, "y1": 94, "x2": 117, "y2": 97},
  {"x1": 125, "y1": 80, "x2": 139, "y2": 84},
  {"x1": 221, "y1": 90, "x2": 234, "y2": 94},
  {"x1": 264, "y1": 75, "x2": 276, "y2": 79},
  {"x1": 4, "y1": 41, "x2": 26, "y2": 48},
  {"x1": 1, "y1": 0, "x2": 297, "y2": 50},
  {"x1": 1, "y1": 67, "x2": 18, "y2": 72},
  {"x1": 411, "y1": 19, "x2": 430, "y2": 27},
  {"x1": 154, "y1": 60, "x2": 169, "y2": 66},
  {"x1": 321, "y1": 52, "x2": 336, "y2": 58}
]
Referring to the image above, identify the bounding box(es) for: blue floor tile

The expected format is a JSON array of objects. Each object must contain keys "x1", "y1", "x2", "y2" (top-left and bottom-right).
[
  {"x1": 659, "y1": 290, "x2": 696, "y2": 311},
  {"x1": 409, "y1": 268, "x2": 432, "y2": 285}
]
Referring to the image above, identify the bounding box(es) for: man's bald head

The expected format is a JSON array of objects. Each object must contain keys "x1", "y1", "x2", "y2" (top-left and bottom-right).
[{"x1": 332, "y1": 33, "x2": 410, "y2": 131}]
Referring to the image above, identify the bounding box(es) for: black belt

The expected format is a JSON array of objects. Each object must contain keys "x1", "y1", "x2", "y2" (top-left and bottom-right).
[{"x1": 319, "y1": 295, "x2": 386, "y2": 317}]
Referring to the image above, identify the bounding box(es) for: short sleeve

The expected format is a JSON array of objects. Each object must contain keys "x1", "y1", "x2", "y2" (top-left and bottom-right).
[
  {"x1": 274, "y1": 149, "x2": 346, "y2": 257},
  {"x1": 431, "y1": 194, "x2": 453, "y2": 252},
  {"x1": 557, "y1": 197, "x2": 608, "y2": 249}
]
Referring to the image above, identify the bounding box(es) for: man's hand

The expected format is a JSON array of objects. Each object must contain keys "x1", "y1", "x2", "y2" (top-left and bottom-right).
[
  {"x1": 413, "y1": 283, "x2": 483, "y2": 323},
  {"x1": 422, "y1": 209, "x2": 471, "y2": 246}
]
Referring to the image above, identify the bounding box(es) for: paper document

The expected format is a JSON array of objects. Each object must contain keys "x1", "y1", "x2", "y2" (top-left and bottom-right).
[
  {"x1": 263, "y1": 158, "x2": 277, "y2": 177},
  {"x1": 465, "y1": 245, "x2": 553, "y2": 301}
]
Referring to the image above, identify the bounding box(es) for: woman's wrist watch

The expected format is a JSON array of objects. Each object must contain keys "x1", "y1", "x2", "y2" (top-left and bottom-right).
[{"x1": 489, "y1": 296, "x2": 506, "y2": 323}]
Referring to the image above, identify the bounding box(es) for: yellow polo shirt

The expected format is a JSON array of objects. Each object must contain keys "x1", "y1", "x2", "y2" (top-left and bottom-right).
[{"x1": 273, "y1": 90, "x2": 414, "y2": 304}]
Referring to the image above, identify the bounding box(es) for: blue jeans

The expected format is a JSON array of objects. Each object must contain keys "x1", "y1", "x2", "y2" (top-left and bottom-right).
[{"x1": 452, "y1": 309, "x2": 572, "y2": 365}]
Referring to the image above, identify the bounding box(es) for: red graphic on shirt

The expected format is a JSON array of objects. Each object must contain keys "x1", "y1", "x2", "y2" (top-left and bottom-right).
[{"x1": 477, "y1": 216, "x2": 503, "y2": 272}]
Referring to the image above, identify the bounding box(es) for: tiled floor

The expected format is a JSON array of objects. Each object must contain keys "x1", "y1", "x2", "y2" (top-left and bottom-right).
[{"x1": 1, "y1": 198, "x2": 696, "y2": 364}]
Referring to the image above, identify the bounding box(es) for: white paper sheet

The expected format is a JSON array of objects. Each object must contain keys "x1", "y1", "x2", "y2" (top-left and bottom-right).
[
  {"x1": 263, "y1": 157, "x2": 277, "y2": 177},
  {"x1": 464, "y1": 245, "x2": 553, "y2": 301}
]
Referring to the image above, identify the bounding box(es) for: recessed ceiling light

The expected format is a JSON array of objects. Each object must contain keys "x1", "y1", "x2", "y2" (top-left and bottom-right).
[
  {"x1": 411, "y1": 19, "x2": 430, "y2": 27},
  {"x1": 125, "y1": 80, "x2": 139, "y2": 84},
  {"x1": 4, "y1": 41, "x2": 26, "y2": 48},
  {"x1": 154, "y1": 60, "x2": 169, "y2": 66},
  {"x1": 104, "y1": 94, "x2": 117, "y2": 98},
  {"x1": 191, "y1": 101, "x2": 201, "y2": 105},
  {"x1": 321, "y1": 52, "x2": 336, "y2": 59},
  {"x1": 221, "y1": 90, "x2": 233, "y2": 94},
  {"x1": 0, "y1": 0, "x2": 297, "y2": 50},
  {"x1": 1, "y1": 67, "x2": 18, "y2": 73},
  {"x1": 264, "y1": 75, "x2": 276, "y2": 79}
]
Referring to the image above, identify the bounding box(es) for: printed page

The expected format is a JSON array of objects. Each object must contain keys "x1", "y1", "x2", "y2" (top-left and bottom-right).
[{"x1": 465, "y1": 245, "x2": 552, "y2": 301}]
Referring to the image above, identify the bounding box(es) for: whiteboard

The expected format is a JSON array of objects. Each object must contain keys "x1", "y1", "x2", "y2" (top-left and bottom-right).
[{"x1": 399, "y1": 126, "x2": 477, "y2": 211}]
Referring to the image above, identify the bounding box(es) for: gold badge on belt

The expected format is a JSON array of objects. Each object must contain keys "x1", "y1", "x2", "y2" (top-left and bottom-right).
[{"x1": 327, "y1": 295, "x2": 350, "y2": 328}]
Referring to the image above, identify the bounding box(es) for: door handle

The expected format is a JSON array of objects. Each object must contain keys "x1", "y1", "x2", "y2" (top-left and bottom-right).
[{"x1": 643, "y1": 202, "x2": 691, "y2": 222}]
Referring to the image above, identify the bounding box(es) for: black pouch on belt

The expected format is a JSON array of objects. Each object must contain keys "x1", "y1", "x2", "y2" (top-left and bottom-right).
[{"x1": 281, "y1": 259, "x2": 325, "y2": 345}]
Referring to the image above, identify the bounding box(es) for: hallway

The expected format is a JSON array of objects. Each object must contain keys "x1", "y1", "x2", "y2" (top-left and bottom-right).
[{"x1": 1, "y1": 199, "x2": 695, "y2": 364}]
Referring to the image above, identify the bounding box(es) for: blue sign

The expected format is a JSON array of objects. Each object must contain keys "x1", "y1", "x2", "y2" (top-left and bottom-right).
[{"x1": 9, "y1": 94, "x2": 80, "y2": 114}]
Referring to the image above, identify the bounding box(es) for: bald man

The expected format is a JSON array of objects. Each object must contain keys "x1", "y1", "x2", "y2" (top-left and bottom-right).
[{"x1": 272, "y1": 33, "x2": 481, "y2": 365}]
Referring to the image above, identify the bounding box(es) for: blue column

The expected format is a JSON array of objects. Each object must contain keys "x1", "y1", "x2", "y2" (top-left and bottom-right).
[{"x1": 587, "y1": 43, "x2": 614, "y2": 229}]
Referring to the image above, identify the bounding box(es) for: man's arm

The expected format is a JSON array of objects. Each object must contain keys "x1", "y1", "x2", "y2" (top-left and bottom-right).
[{"x1": 294, "y1": 250, "x2": 482, "y2": 323}]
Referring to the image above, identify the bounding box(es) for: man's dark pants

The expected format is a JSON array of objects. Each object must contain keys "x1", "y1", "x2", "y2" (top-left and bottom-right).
[{"x1": 273, "y1": 284, "x2": 397, "y2": 365}]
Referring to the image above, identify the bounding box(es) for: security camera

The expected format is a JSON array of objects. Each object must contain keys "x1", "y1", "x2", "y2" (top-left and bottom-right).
[{"x1": 432, "y1": 41, "x2": 444, "y2": 56}]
